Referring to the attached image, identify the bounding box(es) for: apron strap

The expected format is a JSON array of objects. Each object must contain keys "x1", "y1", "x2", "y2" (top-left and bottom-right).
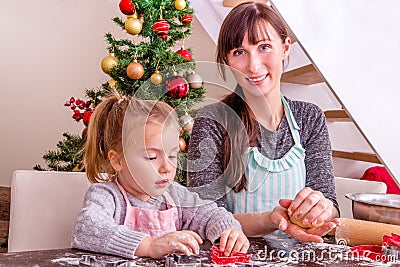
[
  {"x1": 115, "y1": 179, "x2": 132, "y2": 207},
  {"x1": 116, "y1": 178, "x2": 176, "y2": 209},
  {"x1": 281, "y1": 95, "x2": 301, "y2": 145},
  {"x1": 163, "y1": 191, "x2": 176, "y2": 208}
]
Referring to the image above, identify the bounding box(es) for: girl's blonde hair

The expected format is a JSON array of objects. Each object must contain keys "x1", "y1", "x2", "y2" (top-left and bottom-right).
[{"x1": 84, "y1": 92, "x2": 178, "y2": 183}]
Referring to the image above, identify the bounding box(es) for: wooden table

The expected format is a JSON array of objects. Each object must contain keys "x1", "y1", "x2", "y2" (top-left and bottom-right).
[{"x1": 0, "y1": 235, "x2": 395, "y2": 266}]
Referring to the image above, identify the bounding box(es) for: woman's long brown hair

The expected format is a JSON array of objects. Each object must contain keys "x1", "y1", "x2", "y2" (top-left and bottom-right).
[{"x1": 217, "y1": 2, "x2": 288, "y2": 192}]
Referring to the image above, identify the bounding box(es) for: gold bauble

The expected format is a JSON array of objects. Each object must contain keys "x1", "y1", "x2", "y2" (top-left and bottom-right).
[
  {"x1": 187, "y1": 73, "x2": 203, "y2": 89},
  {"x1": 108, "y1": 79, "x2": 117, "y2": 88},
  {"x1": 126, "y1": 61, "x2": 144, "y2": 80},
  {"x1": 181, "y1": 112, "x2": 194, "y2": 133},
  {"x1": 125, "y1": 17, "x2": 142, "y2": 35},
  {"x1": 174, "y1": 0, "x2": 186, "y2": 10},
  {"x1": 101, "y1": 53, "x2": 119, "y2": 74},
  {"x1": 127, "y1": 12, "x2": 139, "y2": 20},
  {"x1": 150, "y1": 70, "x2": 163, "y2": 84}
]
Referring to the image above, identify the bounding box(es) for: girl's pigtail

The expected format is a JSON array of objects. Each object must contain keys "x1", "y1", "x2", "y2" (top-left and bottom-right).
[{"x1": 85, "y1": 93, "x2": 124, "y2": 183}]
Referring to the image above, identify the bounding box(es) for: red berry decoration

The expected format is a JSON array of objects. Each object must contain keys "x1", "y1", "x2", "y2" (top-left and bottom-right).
[
  {"x1": 182, "y1": 14, "x2": 193, "y2": 24},
  {"x1": 65, "y1": 96, "x2": 93, "y2": 126},
  {"x1": 165, "y1": 76, "x2": 189, "y2": 99},
  {"x1": 153, "y1": 19, "x2": 170, "y2": 38},
  {"x1": 176, "y1": 48, "x2": 192, "y2": 61},
  {"x1": 83, "y1": 110, "x2": 93, "y2": 127},
  {"x1": 119, "y1": 0, "x2": 135, "y2": 15}
]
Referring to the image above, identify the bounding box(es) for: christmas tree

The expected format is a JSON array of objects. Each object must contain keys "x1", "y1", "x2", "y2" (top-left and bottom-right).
[{"x1": 34, "y1": 0, "x2": 205, "y2": 185}]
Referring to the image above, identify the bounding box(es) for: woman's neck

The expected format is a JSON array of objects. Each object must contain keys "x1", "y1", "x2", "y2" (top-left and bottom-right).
[{"x1": 244, "y1": 90, "x2": 284, "y2": 131}]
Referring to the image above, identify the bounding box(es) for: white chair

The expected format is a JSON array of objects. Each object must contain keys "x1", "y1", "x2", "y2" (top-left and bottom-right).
[
  {"x1": 8, "y1": 170, "x2": 91, "y2": 252},
  {"x1": 334, "y1": 176, "x2": 387, "y2": 219}
]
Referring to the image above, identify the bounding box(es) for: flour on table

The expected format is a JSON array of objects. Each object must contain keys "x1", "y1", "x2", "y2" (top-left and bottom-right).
[{"x1": 50, "y1": 257, "x2": 80, "y2": 265}]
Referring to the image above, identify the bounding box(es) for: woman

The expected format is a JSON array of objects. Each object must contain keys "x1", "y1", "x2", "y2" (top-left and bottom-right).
[{"x1": 187, "y1": 1, "x2": 339, "y2": 243}]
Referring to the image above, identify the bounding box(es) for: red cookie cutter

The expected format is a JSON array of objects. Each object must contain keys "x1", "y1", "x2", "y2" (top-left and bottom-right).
[
  {"x1": 350, "y1": 245, "x2": 388, "y2": 262},
  {"x1": 210, "y1": 246, "x2": 250, "y2": 265},
  {"x1": 383, "y1": 233, "x2": 400, "y2": 248}
]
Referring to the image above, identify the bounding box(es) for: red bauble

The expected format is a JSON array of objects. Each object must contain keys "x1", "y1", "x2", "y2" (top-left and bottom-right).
[
  {"x1": 176, "y1": 48, "x2": 192, "y2": 61},
  {"x1": 165, "y1": 76, "x2": 189, "y2": 99},
  {"x1": 153, "y1": 19, "x2": 170, "y2": 38},
  {"x1": 119, "y1": 0, "x2": 135, "y2": 15},
  {"x1": 182, "y1": 14, "x2": 193, "y2": 24}
]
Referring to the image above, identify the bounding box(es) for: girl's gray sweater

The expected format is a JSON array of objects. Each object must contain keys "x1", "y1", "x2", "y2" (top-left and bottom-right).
[{"x1": 71, "y1": 181, "x2": 241, "y2": 259}]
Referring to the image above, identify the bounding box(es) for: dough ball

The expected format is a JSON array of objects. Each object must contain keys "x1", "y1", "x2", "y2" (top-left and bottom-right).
[{"x1": 289, "y1": 214, "x2": 323, "y2": 229}]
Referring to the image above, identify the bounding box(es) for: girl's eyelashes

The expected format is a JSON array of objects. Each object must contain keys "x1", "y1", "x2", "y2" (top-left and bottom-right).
[{"x1": 144, "y1": 151, "x2": 178, "y2": 161}]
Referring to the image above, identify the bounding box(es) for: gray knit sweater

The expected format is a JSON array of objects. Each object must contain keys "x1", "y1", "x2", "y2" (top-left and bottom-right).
[
  {"x1": 71, "y1": 181, "x2": 242, "y2": 259},
  {"x1": 187, "y1": 97, "x2": 339, "y2": 213}
]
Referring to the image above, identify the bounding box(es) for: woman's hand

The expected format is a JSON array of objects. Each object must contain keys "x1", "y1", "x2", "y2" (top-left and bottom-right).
[
  {"x1": 218, "y1": 228, "x2": 250, "y2": 256},
  {"x1": 269, "y1": 197, "x2": 339, "y2": 243},
  {"x1": 136, "y1": 230, "x2": 203, "y2": 258},
  {"x1": 288, "y1": 187, "x2": 337, "y2": 228}
]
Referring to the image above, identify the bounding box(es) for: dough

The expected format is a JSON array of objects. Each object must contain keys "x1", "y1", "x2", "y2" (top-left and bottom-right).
[{"x1": 289, "y1": 214, "x2": 323, "y2": 229}]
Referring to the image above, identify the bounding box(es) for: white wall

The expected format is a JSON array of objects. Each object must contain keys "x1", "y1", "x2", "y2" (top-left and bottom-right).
[
  {"x1": 274, "y1": 0, "x2": 400, "y2": 182},
  {"x1": 0, "y1": 0, "x2": 216, "y2": 186}
]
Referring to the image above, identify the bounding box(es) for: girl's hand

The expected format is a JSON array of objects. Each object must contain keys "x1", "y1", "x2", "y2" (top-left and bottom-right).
[
  {"x1": 137, "y1": 230, "x2": 203, "y2": 258},
  {"x1": 269, "y1": 198, "x2": 339, "y2": 243},
  {"x1": 288, "y1": 187, "x2": 336, "y2": 228},
  {"x1": 218, "y1": 228, "x2": 250, "y2": 256}
]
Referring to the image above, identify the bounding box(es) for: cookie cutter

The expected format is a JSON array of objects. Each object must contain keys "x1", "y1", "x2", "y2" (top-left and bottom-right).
[
  {"x1": 383, "y1": 245, "x2": 400, "y2": 262},
  {"x1": 165, "y1": 254, "x2": 202, "y2": 267},
  {"x1": 210, "y1": 246, "x2": 251, "y2": 265},
  {"x1": 79, "y1": 255, "x2": 139, "y2": 267}
]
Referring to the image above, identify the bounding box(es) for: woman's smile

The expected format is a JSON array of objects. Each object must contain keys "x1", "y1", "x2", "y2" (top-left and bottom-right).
[{"x1": 246, "y1": 73, "x2": 269, "y2": 84}]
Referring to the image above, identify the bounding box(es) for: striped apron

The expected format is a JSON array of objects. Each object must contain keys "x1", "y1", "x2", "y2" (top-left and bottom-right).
[{"x1": 226, "y1": 96, "x2": 306, "y2": 214}]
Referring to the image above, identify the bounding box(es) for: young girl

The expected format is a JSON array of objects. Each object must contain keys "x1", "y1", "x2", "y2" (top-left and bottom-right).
[{"x1": 71, "y1": 92, "x2": 249, "y2": 259}]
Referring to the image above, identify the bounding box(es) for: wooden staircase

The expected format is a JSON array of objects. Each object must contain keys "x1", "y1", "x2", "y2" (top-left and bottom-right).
[
  {"x1": 281, "y1": 64, "x2": 324, "y2": 85},
  {"x1": 280, "y1": 61, "x2": 381, "y2": 165}
]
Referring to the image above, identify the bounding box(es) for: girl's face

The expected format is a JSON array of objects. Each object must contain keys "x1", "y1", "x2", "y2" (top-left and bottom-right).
[
  {"x1": 226, "y1": 22, "x2": 290, "y2": 99},
  {"x1": 119, "y1": 123, "x2": 179, "y2": 200}
]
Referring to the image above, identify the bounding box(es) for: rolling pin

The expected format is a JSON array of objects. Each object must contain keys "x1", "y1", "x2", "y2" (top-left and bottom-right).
[{"x1": 332, "y1": 218, "x2": 400, "y2": 246}]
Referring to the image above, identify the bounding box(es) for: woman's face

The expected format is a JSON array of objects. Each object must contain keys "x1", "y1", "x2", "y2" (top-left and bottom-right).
[
  {"x1": 226, "y1": 22, "x2": 290, "y2": 99},
  {"x1": 119, "y1": 123, "x2": 179, "y2": 200}
]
